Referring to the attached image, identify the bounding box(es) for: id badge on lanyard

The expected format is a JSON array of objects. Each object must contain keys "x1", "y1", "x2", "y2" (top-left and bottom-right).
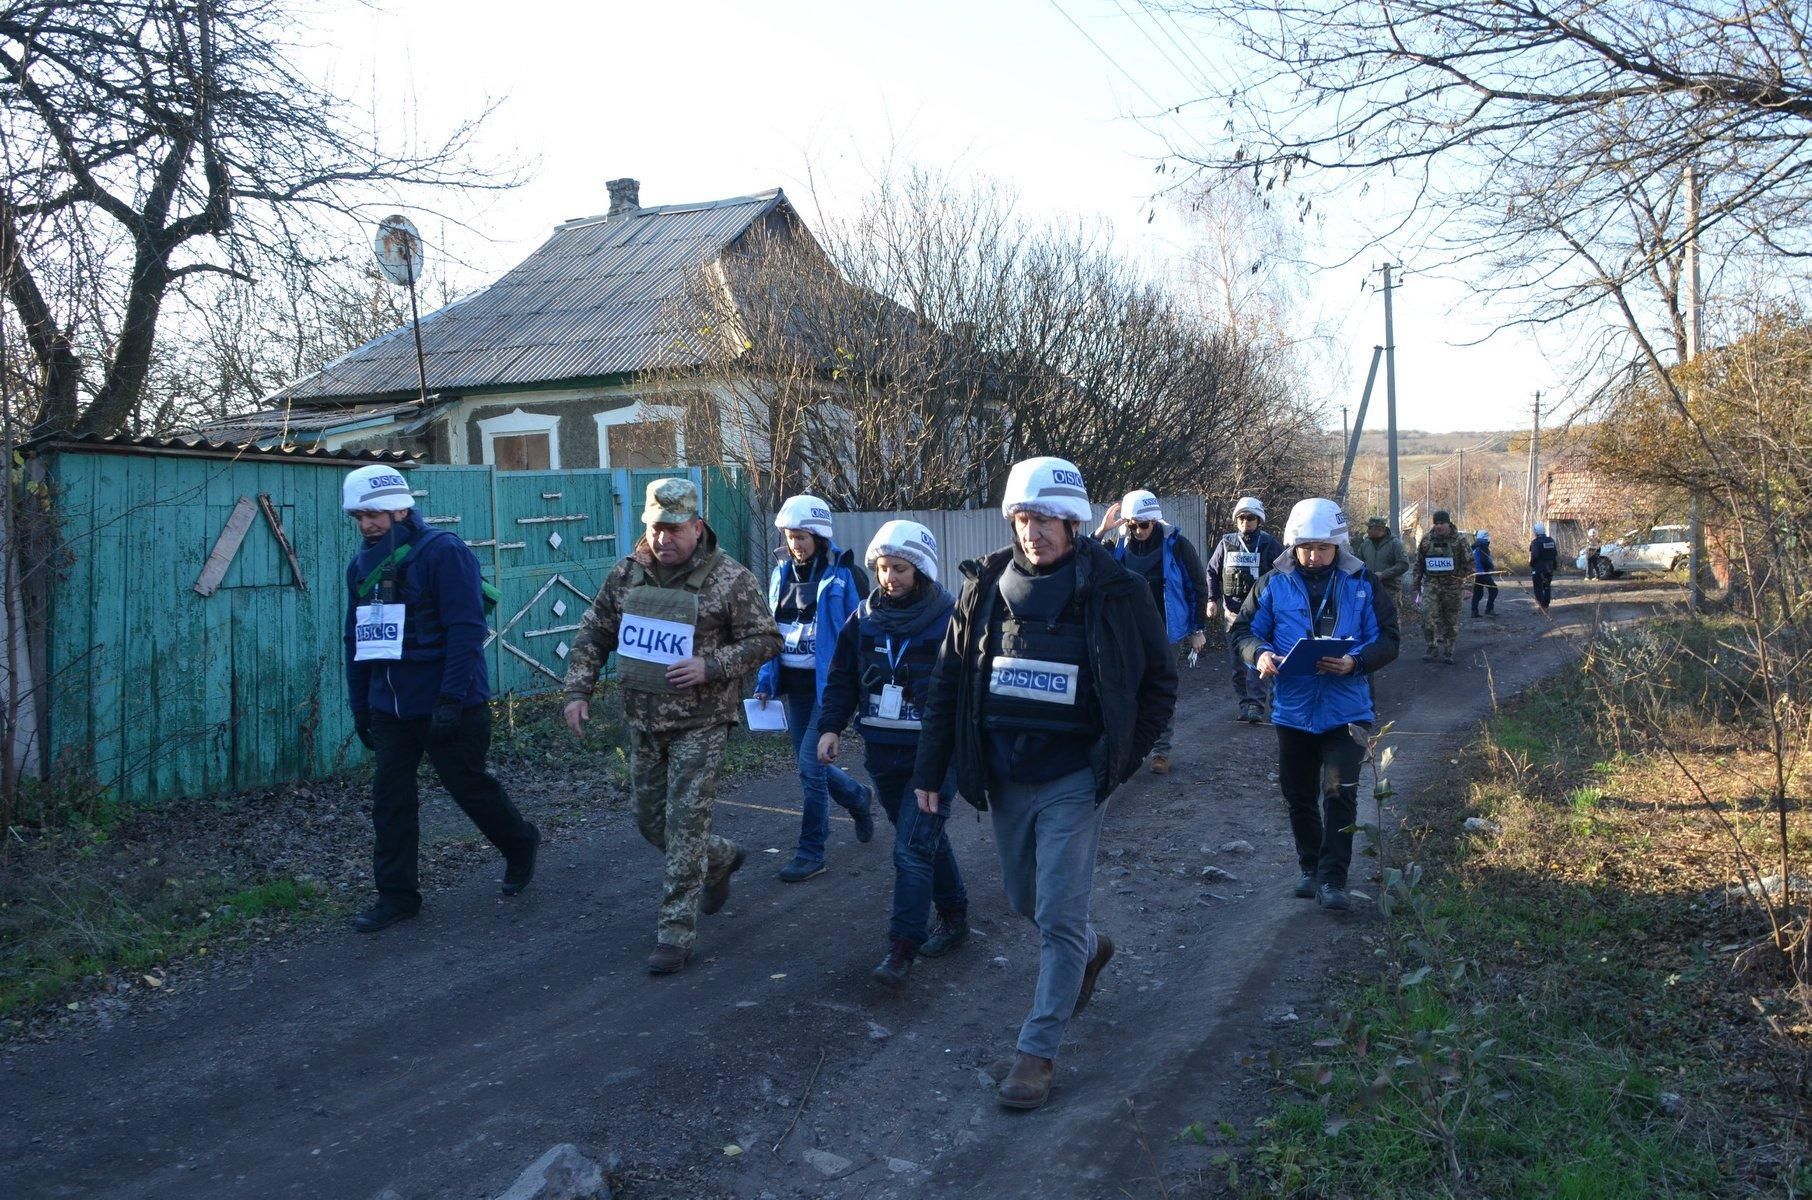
[
  {"x1": 876, "y1": 636, "x2": 909, "y2": 718},
  {"x1": 354, "y1": 603, "x2": 406, "y2": 661}
]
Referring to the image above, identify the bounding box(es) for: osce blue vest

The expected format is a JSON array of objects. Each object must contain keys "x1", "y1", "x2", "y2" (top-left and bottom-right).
[
  {"x1": 755, "y1": 543, "x2": 861, "y2": 701},
  {"x1": 1113, "y1": 525, "x2": 1196, "y2": 644},
  {"x1": 850, "y1": 603, "x2": 950, "y2": 746}
]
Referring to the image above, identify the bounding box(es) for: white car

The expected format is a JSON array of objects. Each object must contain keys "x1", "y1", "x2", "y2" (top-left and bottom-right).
[{"x1": 1577, "y1": 524, "x2": 1690, "y2": 578}]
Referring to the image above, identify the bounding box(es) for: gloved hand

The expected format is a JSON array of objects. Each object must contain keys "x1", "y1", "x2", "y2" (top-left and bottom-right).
[
  {"x1": 354, "y1": 711, "x2": 374, "y2": 751},
  {"x1": 430, "y1": 695, "x2": 463, "y2": 744}
]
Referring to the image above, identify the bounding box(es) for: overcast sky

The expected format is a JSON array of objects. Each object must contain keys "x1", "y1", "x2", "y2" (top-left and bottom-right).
[{"x1": 313, "y1": 0, "x2": 1559, "y2": 434}]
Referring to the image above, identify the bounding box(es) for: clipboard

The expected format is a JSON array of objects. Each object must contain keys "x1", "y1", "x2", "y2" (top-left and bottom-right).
[
  {"x1": 1276, "y1": 637, "x2": 1355, "y2": 677},
  {"x1": 743, "y1": 698, "x2": 788, "y2": 732}
]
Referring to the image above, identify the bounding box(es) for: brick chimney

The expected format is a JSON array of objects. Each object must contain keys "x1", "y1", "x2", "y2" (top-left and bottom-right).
[{"x1": 606, "y1": 178, "x2": 641, "y2": 217}]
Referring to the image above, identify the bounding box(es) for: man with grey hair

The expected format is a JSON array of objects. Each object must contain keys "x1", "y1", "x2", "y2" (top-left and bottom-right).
[
  {"x1": 563, "y1": 478, "x2": 780, "y2": 975},
  {"x1": 913, "y1": 456, "x2": 1176, "y2": 1110}
]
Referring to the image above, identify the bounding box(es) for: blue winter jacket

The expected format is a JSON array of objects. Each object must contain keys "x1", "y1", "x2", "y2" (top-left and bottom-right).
[
  {"x1": 1112, "y1": 524, "x2": 1204, "y2": 644},
  {"x1": 344, "y1": 509, "x2": 491, "y2": 719},
  {"x1": 1230, "y1": 550, "x2": 1400, "y2": 734},
  {"x1": 1473, "y1": 543, "x2": 1497, "y2": 582},
  {"x1": 754, "y1": 543, "x2": 864, "y2": 701}
]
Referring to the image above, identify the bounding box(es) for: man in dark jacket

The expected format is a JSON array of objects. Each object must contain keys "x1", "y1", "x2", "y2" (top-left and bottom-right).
[
  {"x1": 1529, "y1": 522, "x2": 1560, "y2": 612},
  {"x1": 1095, "y1": 488, "x2": 1209, "y2": 774},
  {"x1": 342, "y1": 465, "x2": 539, "y2": 934},
  {"x1": 913, "y1": 456, "x2": 1177, "y2": 1112},
  {"x1": 1205, "y1": 496, "x2": 1285, "y2": 722}
]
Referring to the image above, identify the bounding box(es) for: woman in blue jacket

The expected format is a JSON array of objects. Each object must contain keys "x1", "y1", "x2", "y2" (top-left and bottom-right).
[
  {"x1": 754, "y1": 495, "x2": 874, "y2": 882},
  {"x1": 1231, "y1": 499, "x2": 1400, "y2": 912},
  {"x1": 817, "y1": 520, "x2": 968, "y2": 988}
]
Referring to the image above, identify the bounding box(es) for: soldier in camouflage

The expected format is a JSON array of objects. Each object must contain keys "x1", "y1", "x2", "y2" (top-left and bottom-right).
[
  {"x1": 562, "y1": 478, "x2": 781, "y2": 975},
  {"x1": 1412, "y1": 509, "x2": 1471, "y2": 665}
]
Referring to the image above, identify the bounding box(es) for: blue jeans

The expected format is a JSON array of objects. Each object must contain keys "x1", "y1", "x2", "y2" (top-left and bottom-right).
[
  {"x1": 784, "y1": 687, "x2": 867, "y2": 863},
  {"x1": 989, "y1": 767, "x2": 1108, "y2": 1061},
  {"x1": 868, "y1": 745, "x2": 966, "y2": 945}
]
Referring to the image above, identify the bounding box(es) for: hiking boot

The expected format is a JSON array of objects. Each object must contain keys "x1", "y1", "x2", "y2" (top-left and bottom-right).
[
  {"x1": 352, "y1": 896, "x2": 419, "y2": 933},
  {"x1": 1073, "y1": 932, "x2": 1115, "y2": 1014},
  {"x1": 500, "y1": 823, "x2": 540, "y2": 896},
  {"x1": 1318, "y1": 884, "x2": 1353, "y2": 912},
  {"x1": 1441, "y1": 653, "x2": 1456, "y2": 665},
  {"x1": 997, "y1": 1052, "x2": 1056, "y2": 1110},
  {"x1": 701, "y1": 847, "x2": 745, "y2": 916},
  {"x1": 919, "y1": 910, "x2": 970, "y2": 958},
  {"x1": 646, "y1": 943, "x2": 690, "y2": 975},
  {"x1": 872, "y1": 940, "x2": 914, "y2": 990},
  {"x1": 776, "y1": 856, "x2": 827, "y2": 884},
  {"x1": 1240, "y1": 700, "x2": 1264, "y2": 724},
  {"x1": 1149, "y1": 755, "x2": 1171, "y2": 775},
  {"x1": 850, "y1": 786, "x2": 876, "y2": 844},
  {"x1": 1293, "y1": 874, "x2": 1318, "y2": 899}
]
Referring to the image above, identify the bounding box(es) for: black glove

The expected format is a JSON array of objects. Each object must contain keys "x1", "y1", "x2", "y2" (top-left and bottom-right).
[
  {"x1": 430, "y1": 695, "x2": 463, "y2": 744},
  {"x1": 353, "y1": 711, "x2": 374, "y2": 751}
]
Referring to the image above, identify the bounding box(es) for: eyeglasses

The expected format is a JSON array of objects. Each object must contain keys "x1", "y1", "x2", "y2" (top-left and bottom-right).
[{"x1": 1131, "y1": 520, "x2": 1156, "y2": 532}]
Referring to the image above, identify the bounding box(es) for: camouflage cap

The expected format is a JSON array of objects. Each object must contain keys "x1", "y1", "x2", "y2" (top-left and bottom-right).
[{"x1": 642, "y1": 477, "x2": 701, "y2": 525}]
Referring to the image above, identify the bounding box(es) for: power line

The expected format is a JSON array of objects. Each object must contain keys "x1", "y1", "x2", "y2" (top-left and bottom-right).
[
  {"x1": 1046, "y1": 0, "x2": 1170, "y2": 114},
  {"x1": 1109, "y1": 0, "x2": 1206, "y2": 98}
]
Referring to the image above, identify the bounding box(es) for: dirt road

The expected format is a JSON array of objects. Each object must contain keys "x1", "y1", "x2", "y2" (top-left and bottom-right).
[{"x1": 0, "y1": 578, "x2": 1665, "y2": 1199}]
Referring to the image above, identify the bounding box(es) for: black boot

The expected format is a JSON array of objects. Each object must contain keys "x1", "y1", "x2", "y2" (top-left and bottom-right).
[
  {"x1": 872, "y1": 940, "x2": 914, "y2": 989},
  {"x1": 352, "y1": 895, "x2": 419, "y2": 933},
  {"x1": 919, "y1": 909, "x2": 970, "y2": 957}
]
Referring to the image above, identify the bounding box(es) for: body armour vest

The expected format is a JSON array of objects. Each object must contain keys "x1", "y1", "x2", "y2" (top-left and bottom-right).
[
  {"x1": 1422, "y1": 532, "x2": 1464, "y2": 584},
  {"x1": 982, "y1": 560, "x2": 1099, "y2": 738},
  {"x1": 616, "y1": 555, "x2": 713, "y2": 694},
  {"x1": 853, "y1": 617, "x2": 942, "y2": 737},
  {"x1": 1220, "y1": 531, "x2": 1264, "y2": 601}
]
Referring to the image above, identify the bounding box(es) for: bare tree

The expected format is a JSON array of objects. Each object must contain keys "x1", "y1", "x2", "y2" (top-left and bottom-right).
[
  {"x1": 0, "y1": 0, "x2": 511, "y2": 437},
  {"x1": 659, "y1": 169, "x2": 1325, "y2": 514}
]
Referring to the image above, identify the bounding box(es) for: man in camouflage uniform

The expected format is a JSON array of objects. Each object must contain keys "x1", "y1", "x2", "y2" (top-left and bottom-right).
[
  {"x1": 1412, "y1": 509, "x2": 1470, "y2": 665},
  {"x1": 563, "y1": 478, "x2": 780, "y2": 975}
]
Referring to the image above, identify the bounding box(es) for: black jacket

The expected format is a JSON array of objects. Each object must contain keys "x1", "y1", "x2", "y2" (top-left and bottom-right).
[{"x1": 912, "y1": 538, "x2": 1178, "y2": 809}]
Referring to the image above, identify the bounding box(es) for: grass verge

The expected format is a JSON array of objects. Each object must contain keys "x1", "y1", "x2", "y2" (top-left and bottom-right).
[
  {"x1": 1, "y1": 686, "x2": 793, "y2": 1027},
  {"x1": 1224, "y1": 618, "x2": 1811, "y2": 1197}
]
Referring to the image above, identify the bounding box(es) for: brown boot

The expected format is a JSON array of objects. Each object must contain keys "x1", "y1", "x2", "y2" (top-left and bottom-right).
[
  {"x1": 1073, "y1": 932, "x2": 1116, "y2": 1013},
  {"x1": 646, "y1": 943, "x2": 690, "y2": 975},
  {"x1": 700, "y1": 848, "x2": 745, "y2": 916},
  {"x1": 1149, "y1": 755, "x2": 1171, "y2": 775},
  {"x1": 997, "y1": 1052, "x2": 1056, "y2": 1110}
]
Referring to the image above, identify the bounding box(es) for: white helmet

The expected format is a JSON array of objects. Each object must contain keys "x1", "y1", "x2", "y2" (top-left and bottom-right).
[
  {"x1": 1120, "y1": 489, "x2": 1163, "y2": 525},
  {"x1": 1282, "y1": 498, "x2": 1349, "y2": 548},
  {"x1": 1476, "y1": 529, "x2": 1491, "y2": 542},
  {"x1": 1000, "y1": 456, "x2": 1091, "y2": 525},
  {"x1": 866, "y1": 519, "x2": 940, "y2": 583},
  {"x1": 1534, "y1": 522, "x2": 1548, "y2": 536},
  {"x1": 1233, "y1": 496, "x2": 1265, "y2": 521},
  {"x1": 775, "y1": 494, "x2": 834, "y2": 539},
  {"x1": 342, "y1": 465, "x2": 414, "y2": 513}
]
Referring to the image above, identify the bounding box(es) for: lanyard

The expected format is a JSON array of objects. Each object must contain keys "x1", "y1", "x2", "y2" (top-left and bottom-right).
[
  {"x1": 882, "y1": 636, "x2": 910, "y2": 675},
  {"x1": 1310, "y1": 576, "x2": 1336, "y2": 630}
]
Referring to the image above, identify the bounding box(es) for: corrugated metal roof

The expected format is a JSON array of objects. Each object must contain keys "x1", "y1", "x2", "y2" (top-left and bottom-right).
[
  {"x1": 273, "y1": 189, "x2": 794, "y2": 404},
  {"x1": 23, "y1": 433, "x2": 416, "y2": 466},
  {"x1": 192, "y1": 398, "x2": 427, "y2": 441}
]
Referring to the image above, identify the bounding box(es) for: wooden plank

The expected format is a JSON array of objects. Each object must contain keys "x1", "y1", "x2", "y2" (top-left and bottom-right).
[
  {"x1": 257, "y1": 492, "x2": 309, "y2": 592},
  {"x1": 193, "y1": 496, "x2": 256, "y2": 597}
]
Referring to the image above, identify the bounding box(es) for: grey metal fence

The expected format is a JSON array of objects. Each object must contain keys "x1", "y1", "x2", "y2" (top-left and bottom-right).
[{"x1": 750, "y1": 496, "x2": 1209, "y2": 581}]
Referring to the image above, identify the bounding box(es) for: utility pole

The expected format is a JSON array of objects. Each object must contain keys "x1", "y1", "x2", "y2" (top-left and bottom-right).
[
  {"x1": 1457, "y1": 448, "x2": 1466, "y2": 526},
  {"x1": 1686, "y1": 163, "x2": 1704, "y2": 611},
  {"x1": 1524, "y1": 391, "x2": 1542, "y2": 534},
  {"x1": 1336, "y1": 345, "x2": 1383, "y2": 505},
  {"x1": 1380, "y1": 264, "x2": 1401, "y2": 532},
  {"x1": 1425, "y1": 463, "x2": 1433, "y2": 514}
]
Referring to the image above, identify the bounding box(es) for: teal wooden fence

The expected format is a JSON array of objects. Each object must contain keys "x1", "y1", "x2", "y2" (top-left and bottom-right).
[{"x1": 37, "y1": 445, "x2": 751, "y2": 805}]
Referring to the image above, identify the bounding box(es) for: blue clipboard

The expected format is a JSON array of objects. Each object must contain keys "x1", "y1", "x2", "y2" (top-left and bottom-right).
[{"x1": 1277, "y1": 637, "x2": 1356, "y2": 677}]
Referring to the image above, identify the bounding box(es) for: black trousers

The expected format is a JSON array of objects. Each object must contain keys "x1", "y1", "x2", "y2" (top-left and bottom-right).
[
  {"x1": 369, "y1": 706, "x2": 534, "y2": 903},
  {"x1": 1531, "y1": 570, "x2": 1554, "y2": 608},
  {"x1": 1471, "y1": 579, "x2": 1498, "y2": 614},
  {"x1": 1276, "y1": 724, "x2": 1367, "y2": 888}
]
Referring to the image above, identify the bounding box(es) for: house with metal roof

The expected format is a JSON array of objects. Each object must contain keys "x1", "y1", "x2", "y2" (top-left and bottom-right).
[{"x1": 202, "y1": 179, "x2": 810, "y2": 470}]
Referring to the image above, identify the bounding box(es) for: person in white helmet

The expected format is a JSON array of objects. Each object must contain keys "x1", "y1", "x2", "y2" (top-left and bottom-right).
[
  {"x1": 1470, "y1": 530, "x2": 1499, "y2": 618},
  {"x1": 1583, "y1": 526, "x2": 1604, "y2": 581},
  {"x1": 340, "y1": 465, "x2": 539, "y2": 934},
  {"x1": 1529, "y1": 522, "x2": 1560, "y2": 611},
  {"x1": 1093, "y1": 489, "x2": 1209, "y2": 774},
  {"x1": 753, "y1": 494, "x2": 875, "y2": 882},
  {"x1": 913, "y1": 456, "x2": 1177, "y2": 1110},
  {"x1": 816, "y1": 520, "x2": 969, "y2": 989},
  {"x1": 1231, "y1": 498, "x2": 1400, "y2": 912},
  {"x1": 1205, "y1": 497, "x2": 1285, "y2": 722}
]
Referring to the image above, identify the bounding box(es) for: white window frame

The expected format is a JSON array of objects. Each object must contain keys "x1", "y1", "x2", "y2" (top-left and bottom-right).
[
  {"x1": 594, "y1": 402, "x2": 687, "y2": 469},
  {"x1": 478, "y1": 408, "x2": 561, "y2": 470}
]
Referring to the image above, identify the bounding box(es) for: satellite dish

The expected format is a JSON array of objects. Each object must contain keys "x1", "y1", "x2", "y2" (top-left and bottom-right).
[{"x1": 374, "y1": 215, "x2": 425, "y2": 286}]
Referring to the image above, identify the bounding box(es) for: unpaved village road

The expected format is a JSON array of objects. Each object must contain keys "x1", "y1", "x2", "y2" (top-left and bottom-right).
[{"x1": 1, "y1": 580, "x2": 1665, "y2": 1199}]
